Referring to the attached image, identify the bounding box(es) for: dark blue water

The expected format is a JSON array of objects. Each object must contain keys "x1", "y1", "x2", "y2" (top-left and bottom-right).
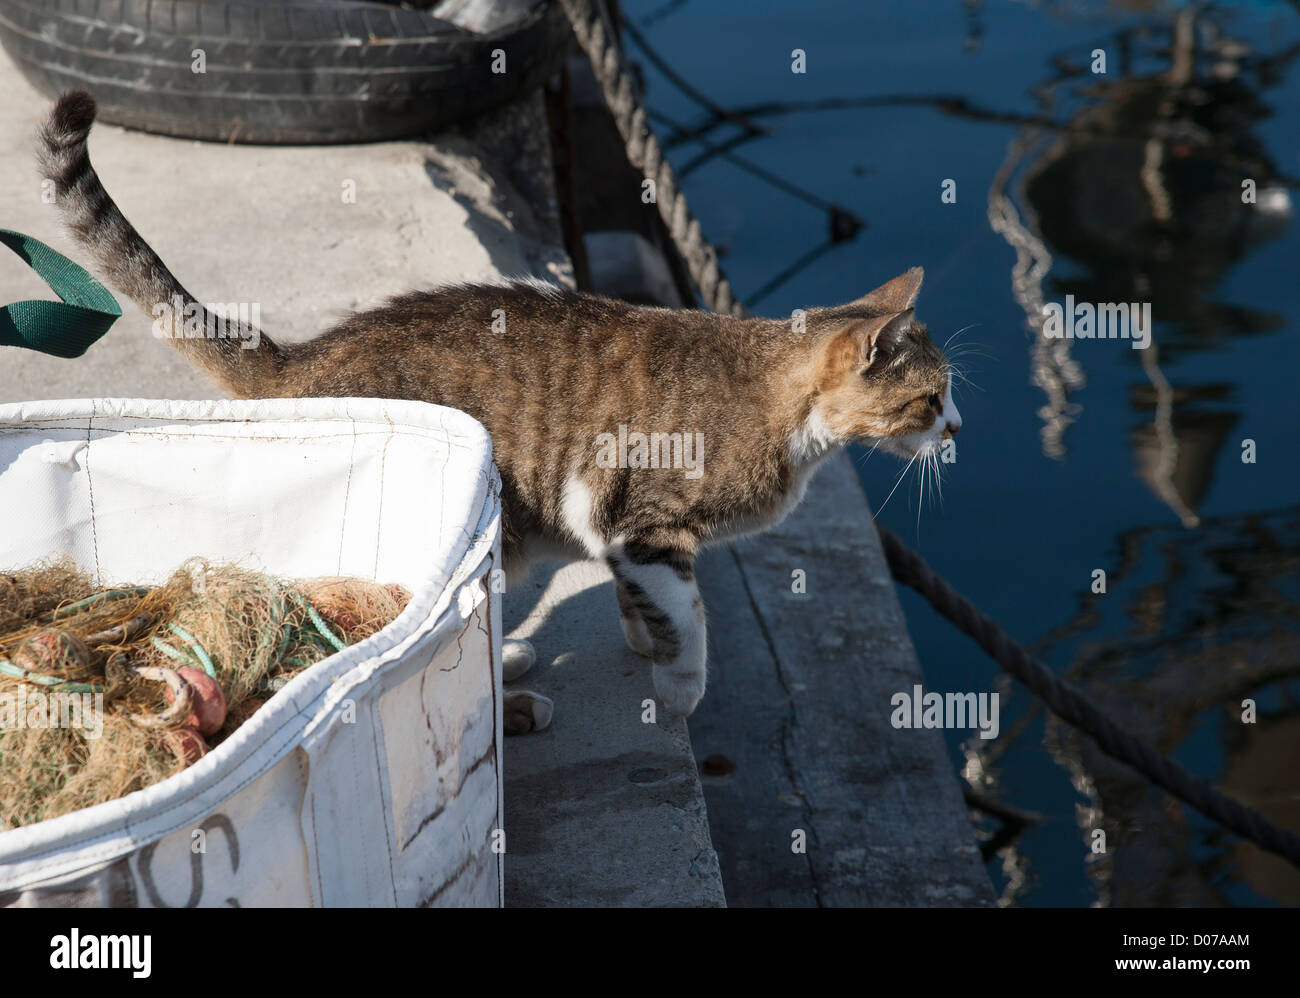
[{"x1": 626, "y1": 0, "x2": 1300, "y2": 905}]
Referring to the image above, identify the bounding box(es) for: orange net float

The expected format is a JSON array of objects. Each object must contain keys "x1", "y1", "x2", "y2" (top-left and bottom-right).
[
  {"x1": 163, "y1": 725, "x2": 207, "y2": 766},
  {"x1": 170, "y1": 666, "x2": 227, "y2": 736},
  {"x1": 11, "y1": 629, "x2": 93, "y2": 675}
]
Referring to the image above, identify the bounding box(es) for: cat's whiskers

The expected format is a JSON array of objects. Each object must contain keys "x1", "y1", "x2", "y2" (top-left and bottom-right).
[
  {"x1": 946, "y1": 359, "x2": 983, "y2": 394},
  {"x1": 943, "y1": 323, "x2": 981, "y2": 352},
  {"x1": 906, "y1": 445, "x2": 947, "y2": 532},
  {"x1": 851, "y1": 437, "x2": 885, "y2": 471},
  {"x1": 945, "y1": 339, "x2": 993, "y2": 357},
  {"x1": 945, "y1": 345, "x2": 994, "y2": 370},
  {"x1": 873, "y1": 448, "x2": 921, "y2": 520},
  {"x1": 944, "y1": 343, "x2": 994, "y2": 388},
  {"x1": 916, "y1": 450, "x2": 927, "y2": 533}
]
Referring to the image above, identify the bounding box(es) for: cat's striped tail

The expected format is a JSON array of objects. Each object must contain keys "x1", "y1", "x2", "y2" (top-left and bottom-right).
[{"x1": 36, "y1": 90, "x2": 285, "y2": 397}]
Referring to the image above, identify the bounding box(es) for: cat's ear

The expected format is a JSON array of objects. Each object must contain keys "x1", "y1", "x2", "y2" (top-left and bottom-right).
[
  {"x1": 844, "y1": 267, "x2": 924, "y2": 312},
  {"x1": 825, "y1": 308, "x2": 914, "y2": 373}
]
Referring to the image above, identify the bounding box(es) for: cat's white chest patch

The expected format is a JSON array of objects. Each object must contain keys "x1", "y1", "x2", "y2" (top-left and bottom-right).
[{"x1": 788, "y1": 408, "x2": 836, "y2": 467}]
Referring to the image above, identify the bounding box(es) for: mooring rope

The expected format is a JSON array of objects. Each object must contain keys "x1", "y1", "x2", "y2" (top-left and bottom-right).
[
  {"x1": 876, "y1": 526, "x2": 1300, "y2": 867},
  {"x1": 559, "y1": 0, "x2": 744, "y2": 317},
  {"x1": 560, "y1": 0, "x2": 1300, "y2": 870}
]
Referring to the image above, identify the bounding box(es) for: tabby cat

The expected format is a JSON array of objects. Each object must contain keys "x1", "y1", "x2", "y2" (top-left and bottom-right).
[{"x1": 36, "y1": 91, "x2": 961, "y2": 733}]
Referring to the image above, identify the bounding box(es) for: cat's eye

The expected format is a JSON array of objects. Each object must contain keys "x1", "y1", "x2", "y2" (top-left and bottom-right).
[{"x1": 927, "y1": 393, "x2": 942, "y2": 411}]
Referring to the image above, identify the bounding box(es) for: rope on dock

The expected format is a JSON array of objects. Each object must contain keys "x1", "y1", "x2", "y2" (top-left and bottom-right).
[
  {"x1": 560, "y1": 0, "x2": 1300, "y2": 871},
  {"x1": 559, "y1": 0, "x2": 744, "y2": 317}
]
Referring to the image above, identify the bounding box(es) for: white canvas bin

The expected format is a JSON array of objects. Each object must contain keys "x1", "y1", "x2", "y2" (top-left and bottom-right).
[{"x1": 0, "y1": 397, "x2": 504, "y2": 907}]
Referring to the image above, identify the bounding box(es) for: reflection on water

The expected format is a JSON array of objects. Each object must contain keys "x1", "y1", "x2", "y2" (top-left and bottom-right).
[
  {"x1": 995, "y1": 9, "x2": 1293, "y2": 473},
  {"x1": 631, "y1": 0, "x2": 1300, "y2": 905},
  {"x1": 966, "y1": 504, "x2": 1300, "y2": 905},
  {"x1": 1055, "y1": 508, "x2": 1300, "y2": 905},
  {"x1": 971, "y1": 6, "x2": 1300, "y2": 905}
]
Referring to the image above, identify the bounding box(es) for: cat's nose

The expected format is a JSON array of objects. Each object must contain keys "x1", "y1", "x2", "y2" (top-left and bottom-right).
[{"x1": 943, "y1": 400, "x2": 962, "y2": 438}]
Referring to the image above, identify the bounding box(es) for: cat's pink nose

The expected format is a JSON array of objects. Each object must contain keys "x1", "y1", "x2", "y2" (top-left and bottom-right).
[{"x1": 942, "y1": 399, "x2": 962, "y2": 438}]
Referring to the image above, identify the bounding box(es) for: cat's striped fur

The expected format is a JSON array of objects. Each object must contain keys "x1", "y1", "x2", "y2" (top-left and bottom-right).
[{"x1": 37, "y1": 91, "x2": 962, "y2": 723}]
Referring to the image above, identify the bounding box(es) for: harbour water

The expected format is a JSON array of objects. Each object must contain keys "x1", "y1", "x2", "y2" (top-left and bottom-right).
[{"x1": 629, "y1": 0, "x2": 1300, "y2": 906}]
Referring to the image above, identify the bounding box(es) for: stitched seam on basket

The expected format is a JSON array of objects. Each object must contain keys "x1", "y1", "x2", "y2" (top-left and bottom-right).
[
  {"x1": 85, "y1": 405, "x2": 101, "y2": 584},
  {"x1": 337, "y1": 407, "x2": 359, "y2": 575},
  {"x1": 369, "y1": 699, "x2": 398, "y2": 900}
]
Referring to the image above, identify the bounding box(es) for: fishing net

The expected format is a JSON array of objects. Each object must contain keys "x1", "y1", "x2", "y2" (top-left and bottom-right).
[{"x1": 0, "y1": 558, "x2": 409, "y2": 830}]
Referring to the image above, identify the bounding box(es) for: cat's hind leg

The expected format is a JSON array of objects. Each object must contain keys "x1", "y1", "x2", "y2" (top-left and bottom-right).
[
  {"x1": 607, "y1": 539, "x2": 706, "y2": 716},
  {"x1": 504, "y1": 689, "x2": 553, "y2": 735},
  {"x1": 502, "y1": 640, "x2": 549, "y2": 733},
  {"x1": 502, "y1": 638, "x2": 537, "y2": 681}
]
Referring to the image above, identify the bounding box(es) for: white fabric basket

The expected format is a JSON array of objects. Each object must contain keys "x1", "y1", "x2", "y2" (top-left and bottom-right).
[{"x1": 0, "y1": 398, "x2": 504, "y2": 907}]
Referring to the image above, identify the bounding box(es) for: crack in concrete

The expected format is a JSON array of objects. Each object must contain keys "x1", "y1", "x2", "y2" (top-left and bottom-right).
[{"x1": 727, "y1": 542, "x2": 824, "y2": 907}]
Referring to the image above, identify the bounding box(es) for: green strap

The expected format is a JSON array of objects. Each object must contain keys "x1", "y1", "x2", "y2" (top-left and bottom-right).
[{"x1": 0, "y1": 228, "x2": 121, "y2": 359}]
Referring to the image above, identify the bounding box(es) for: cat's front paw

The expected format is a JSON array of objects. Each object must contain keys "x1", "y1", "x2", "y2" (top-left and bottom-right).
[{"x1": 653, "y1": 666, "x2": 705, "y2": 717}]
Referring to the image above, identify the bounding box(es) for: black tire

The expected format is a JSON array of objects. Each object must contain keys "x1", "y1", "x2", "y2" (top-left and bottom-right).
[{"x1": 0, "y1": 0, "x2": 570, "y2": 143}]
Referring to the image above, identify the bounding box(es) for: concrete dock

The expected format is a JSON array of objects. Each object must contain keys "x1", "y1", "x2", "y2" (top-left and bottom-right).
[
  {"x1": 0, "y1": 48, "x2": 992, "y2": 907},
  {"x1": 691, "y1": 454, "x2": 993, "y2": 906}
]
